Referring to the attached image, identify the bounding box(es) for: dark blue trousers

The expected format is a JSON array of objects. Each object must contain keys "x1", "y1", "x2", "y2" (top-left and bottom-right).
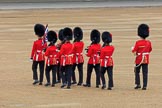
[
  {"x1": 100, "y1": 66, "x2": 114, "y2": 88},
  {"x1": 45, "y1": 65, "x2": 57, "y2": 84},
  {"x1": 85, "y1": 64, "x2": 100, "y2": 86},
  {"x1": 135, "y1": 64, "x2": 148, "y2": 88},
  {"x1": 72, "y1": 63, "x2": 83, "y2": 84},
  {"x1": 61, "y1": 65, "x2": 72, "y2": 87},
  {"x1": 32, "y1": 61, "x2": 45, "y2": 83},
  {"x1": 56, "y1": 63, "x2": 61, "y2": 81}
]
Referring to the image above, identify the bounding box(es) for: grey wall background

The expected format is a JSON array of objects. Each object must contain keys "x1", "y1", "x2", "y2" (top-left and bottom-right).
[{"x1": 0, "y1": 0, "x2": 161, "y2": 3}]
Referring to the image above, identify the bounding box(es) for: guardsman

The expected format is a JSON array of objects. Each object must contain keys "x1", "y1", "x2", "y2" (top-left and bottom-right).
[
  {"x1": 83, "y1": 29, "x2": 101, "y2": 88},
  {"x1": 44, "y1": 30, "x2": 58, "y2": 87},
  {"x1": 30, "y1": 24, "x2": 47, "y2": 85},
  {"x1": 72, "y1": 27, "x2": 84, "y2": 85},
  {"x1": 59, "y1": 27, "x2": 73, "y2": 89},
  {"x1": 55, "y1": 29, "x2": 64, "y2": 83},
  {"x1": 132, "y1": 24, "x2": 152, "y2": 90},
  {"x1": 100, "y1": 31, "x2": 114, "y2": 90}
]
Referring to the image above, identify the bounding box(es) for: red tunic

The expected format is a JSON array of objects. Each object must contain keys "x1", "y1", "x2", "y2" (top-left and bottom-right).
[
  {"x1": 132, "y1": 39, "x2": 152, "y2": 64},
  {"x1": 59, "y1": 42, "x2": 73, "y2": 66},
  {"x1": 100, "y1": 45, "x2": 114, "y2": 67},
  {"x1": 31, "y1": 39, "x2": 47, "y2": 61},
  {"x1": 45, "y1": 45, "x2": 58, "y2": 66},
  {"x1": 72, "y1": 41, "x2": 84, "y2": 64},
  {"x1": 86, "y1": 44, "x2": 101, "y2": 65}
]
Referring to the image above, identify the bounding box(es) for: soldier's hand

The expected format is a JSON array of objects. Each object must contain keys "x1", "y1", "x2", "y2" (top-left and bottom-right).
[{"x1": 30, "y1": 58, "x2": 33, "y2": 62}]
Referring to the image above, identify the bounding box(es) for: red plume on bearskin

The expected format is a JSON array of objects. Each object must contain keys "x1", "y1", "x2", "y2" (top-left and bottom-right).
[{"x1": 102, "y1": 31, "x2": 112, "y2": 43}]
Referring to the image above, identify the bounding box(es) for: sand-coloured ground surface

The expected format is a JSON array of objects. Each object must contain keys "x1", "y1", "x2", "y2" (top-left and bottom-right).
[{"x1": 0, "y1": 7, "x2": 162, "y2": 108}]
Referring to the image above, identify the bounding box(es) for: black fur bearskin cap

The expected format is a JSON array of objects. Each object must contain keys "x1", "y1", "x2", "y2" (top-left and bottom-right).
[
  {"x1": 73, "y1": 27, "x2": 83, "y2": 41},
  {"x1": 34, "y1": 24, "x2": 45, "y2": 37},
  {"x1": 58, "y1": 29, "x2": 64, "y2": 41},
  {"x1": 90, "y1": 29, "x2": 100, "y2": 44},
  {"x1": 47, "y1": 30, "x2": 57, "y2": 44},
  {"x1": 102, "y1": 31, "x2": 112, "y2": 43},
  {"x1": 138, "y1": 24, "x2": 149, "y2": 39},
  {"x1": 63, "y1": 27, "x2": 73, "y2": 40}
]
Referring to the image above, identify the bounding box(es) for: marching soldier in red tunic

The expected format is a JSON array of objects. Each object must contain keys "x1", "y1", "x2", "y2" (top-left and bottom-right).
[
  {"x1": 44, "y1": 30, "x2": 58, "y2": 87},
  {"x1": 55, "y1": 29, "x2": 64, "y2": 83},
  {"x1": 83, "y1": 29, "x2": 101, "y2": 88},
  {"x1": 59, "y1": 27, "x2": 73, "y2": 89},
  {"x1": 30, "y1": 24, "x2": 47, "y2": 85},
  {"x1": 71, "y1": 27, "x2": 84, "y2": 85},
  {"x1": 132, "y1": 24, "x2": 152, "y2": 90},
  {"x1": 100, "y1": 31, "x2": 114, "y2": 90}
]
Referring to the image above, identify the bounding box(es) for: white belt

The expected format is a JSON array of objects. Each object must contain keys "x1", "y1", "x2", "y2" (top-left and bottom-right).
[
  {"x1": 76, "y1": 53, "x2": 83, "y2": 64},
  {"x1": 93, "y1": 54, "x2": 99, "y2": 66},
  {"x1": 37, "y1": 50, "x2": 41, "y2": 53},
  {"x1": 62, "y1": 54, "x2": 73, "y2": 66},
  {"x1": 49, "y1": 55, "x2": 57, "y2": 57},
  {"x1": 61, "y1": 54, "x2": 73, "y2": 58},
  {"x1": 104, "y1": 56, "x2": 112, "y2": 67},
  {"x1": 36, "y1": 50, "x2": 42, "y2": 61},
  {"x1": 48, "y1": 55, "x2": 57, "y2": 66},
  {"x1": 137, "y1": 52, "x2": 149, "y2": 56},
  {"x1": 105, "y1": 56, "x2": 112, "y2": 59}
]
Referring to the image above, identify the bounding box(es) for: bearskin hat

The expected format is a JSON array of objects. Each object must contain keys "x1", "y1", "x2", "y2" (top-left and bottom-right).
[
  {"x1": 102, "y1": 31, "x2": 112, "y2": 43},
  {"x1": 138, "y1": 24, "x2": 149, "y2": 39},
  {"x1": 34, "y1": 24, "x2": 45, "y2": 37},
  {"x1": 47, "y1": 30, "x2": 57, "y2": 44},
  {"x1": 73, "y1": 27, "x2": 83, "y2": 41},
  {"x1": 63, "y1": 27, "x2": 73, "y2": 40},
  {"x1": 90, "y1": 29, "x2": 100, "y2": 43},
  {"x1": 58, "y1": 29, "x2": 64, "y2": 41}
]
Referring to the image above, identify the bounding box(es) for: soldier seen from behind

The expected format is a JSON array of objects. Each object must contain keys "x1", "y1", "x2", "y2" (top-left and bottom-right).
[
  {"x1": 55, "y1": 29, "x2": 65, "y2": 83},
  {"x1": 132, "y1": 24, "x2": 152, "y2": 90},
  {"x1": 44, "y1": 30, "x2": 58, "y2": 87},
  {"x1": 100, "y1": 31, "x2": 114, "y2": 90},
  {"x1": 83, "y1": 29, "x2": 101, "y2": 88},
  {"x1": 30, "y1": 24, "x2": 47, "y2": 85},
  {"x1": 71, "y1": 27, "x2": 84, "y2": 86},
  {"x1": 59, "y1": 27, "x2": 74, "y2": 89}
]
